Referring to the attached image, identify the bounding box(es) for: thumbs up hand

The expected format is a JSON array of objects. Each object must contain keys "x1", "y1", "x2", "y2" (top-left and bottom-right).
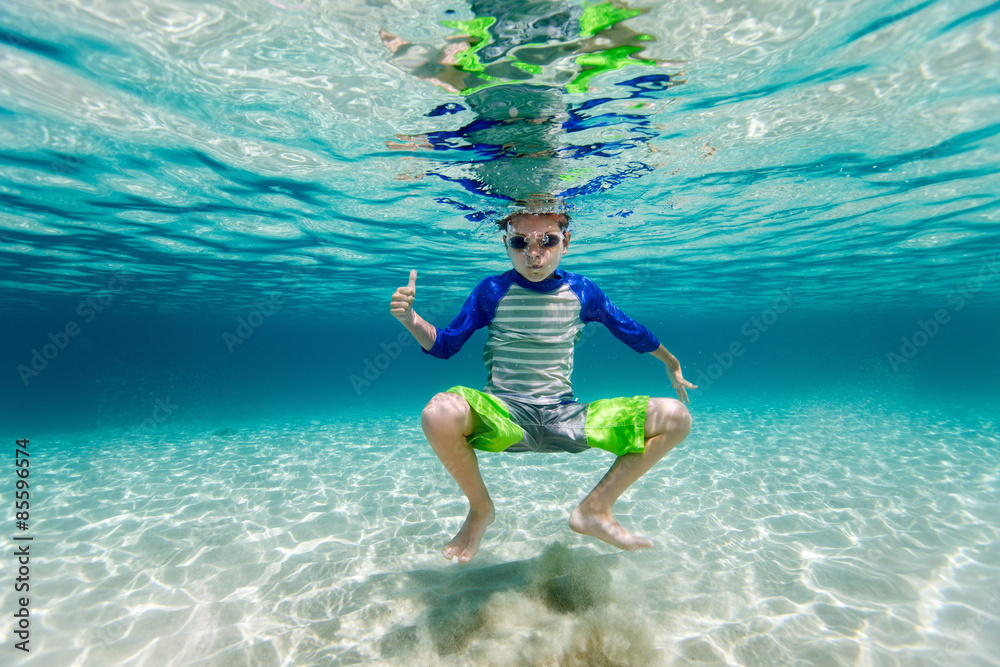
[
  {"x1": 390, "y1": 270, "x2": 418, "y2": 324},
  {"x1": 388, "y1": 270, "x2": 437, "y2": 351}
]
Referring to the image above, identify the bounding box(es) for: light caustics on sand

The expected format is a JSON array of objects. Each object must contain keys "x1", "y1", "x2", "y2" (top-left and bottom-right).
[{"x1": 12, "y1": 403, "x2": 1000, "y2": 665}]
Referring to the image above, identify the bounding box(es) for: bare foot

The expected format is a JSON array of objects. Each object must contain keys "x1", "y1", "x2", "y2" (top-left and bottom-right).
[
  {"x1": 379, "y1": 29, "x2": 406, "y2": 54},
  {"x1": 569, "y1": 505, "x2": 653, "y2": 551},
  {"x1": 442, "y1": 506, "x2": 495, "y2": 563}
]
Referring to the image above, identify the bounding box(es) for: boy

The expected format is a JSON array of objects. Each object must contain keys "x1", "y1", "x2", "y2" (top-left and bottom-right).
[{"x1": 390, "y1": 211, "x2": 694, "y2": 563}]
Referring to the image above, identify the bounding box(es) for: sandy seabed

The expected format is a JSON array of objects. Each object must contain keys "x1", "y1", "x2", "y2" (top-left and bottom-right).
[{"x1": 4, "y1": 399, "x2": 999, "y2": 666}]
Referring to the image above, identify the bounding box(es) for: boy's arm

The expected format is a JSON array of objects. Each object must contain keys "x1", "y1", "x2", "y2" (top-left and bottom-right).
[
  {"x1": 390, "y1": 270, "x2": 436, "y2": 351},
  {"x1": 649, "y1": 344, "x2": 696, "y2": 405},
  {"x1": 401, "y1": 312, "x2": 437, "y2": 351},
  {"x1": 392, "y1": 270, "x2": 499, "y2": 359},
  {"x1": 571, "y1": 276, "x2": 697, "y2": 403}
]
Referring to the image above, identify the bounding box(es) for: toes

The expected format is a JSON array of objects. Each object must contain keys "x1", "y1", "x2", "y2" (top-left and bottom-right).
[
  {"x1": 444, "y1": 544, "x2": 474, "y2": 563},
  {"x1": 623, "y1": 531, "x2": 652, "y2": 550}
]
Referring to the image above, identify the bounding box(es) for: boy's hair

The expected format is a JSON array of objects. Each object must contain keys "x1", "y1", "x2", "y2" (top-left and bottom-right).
[{"x1": 497, "y1": 211, "x2": 571, "y2": 232}]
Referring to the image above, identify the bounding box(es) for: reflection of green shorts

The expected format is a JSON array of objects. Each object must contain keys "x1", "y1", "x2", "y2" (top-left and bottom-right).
[{"x1": 445, "y1": 386, "x2": 648, "y2": 456}]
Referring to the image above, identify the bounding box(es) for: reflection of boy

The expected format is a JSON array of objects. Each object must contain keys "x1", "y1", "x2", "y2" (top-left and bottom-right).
[
  {"x1": 382, "y1": 3, "x2": 684, "y2": 202},
  {"x1": 380, "y1": 1, "x2": 664, "y2": 96},
  {"x1": 390, "y1": 211, "x2": 695, "y2": 563}
]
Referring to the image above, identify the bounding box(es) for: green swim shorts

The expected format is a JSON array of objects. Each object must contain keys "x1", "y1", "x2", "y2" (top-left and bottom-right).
[{"x1": 444, "y1": 386, "x2": 649, "y2": 457}]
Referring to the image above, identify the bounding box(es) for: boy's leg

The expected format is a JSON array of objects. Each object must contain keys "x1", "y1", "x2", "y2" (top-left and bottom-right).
[
  {"x1": 570, "y1": 397, "x2": 691, "y2": 550},
  {"x1": 421, "y1": 392, "x2": 494, "y2": 563}
]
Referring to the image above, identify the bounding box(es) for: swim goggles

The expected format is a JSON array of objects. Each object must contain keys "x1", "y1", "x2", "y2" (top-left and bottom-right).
[{"x1": 505, "y1": 232, "x2": 563, "y2": 251}]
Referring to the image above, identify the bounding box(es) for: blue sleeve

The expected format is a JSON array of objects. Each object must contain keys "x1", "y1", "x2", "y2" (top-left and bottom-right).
[
  {"x1": 425, "y1": 276, "x2": 509, "y2": 359},
  {"x1": 569, "y1": 274, "x2": 660, "y2": 353}
]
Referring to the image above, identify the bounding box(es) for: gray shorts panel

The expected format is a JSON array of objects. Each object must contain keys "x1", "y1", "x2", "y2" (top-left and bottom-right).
[{"x1": 494, "y1": 394, "x2": 589, "y2": 453}]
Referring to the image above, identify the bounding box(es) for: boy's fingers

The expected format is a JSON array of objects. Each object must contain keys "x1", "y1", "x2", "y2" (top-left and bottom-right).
[{"x1": 408, "y1": 270, "x2": 417, "y2": 291}]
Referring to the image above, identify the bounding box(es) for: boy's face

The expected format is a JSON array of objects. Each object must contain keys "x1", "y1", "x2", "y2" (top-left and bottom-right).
[{"x1": 504, "y1": 214, "x2": 571, "y2": 282}]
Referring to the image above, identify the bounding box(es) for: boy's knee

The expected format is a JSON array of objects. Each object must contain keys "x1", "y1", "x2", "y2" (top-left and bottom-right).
[
  {"x1": 422, "y1": 392, "x2": 471, "y2": 435},
  {"x1": 647, "y1": 397, "x2": 692, "y2": 436}
]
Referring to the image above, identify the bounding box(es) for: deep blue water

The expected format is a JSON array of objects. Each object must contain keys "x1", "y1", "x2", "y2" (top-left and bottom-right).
[
  {"x1": 3, "y1": 306, "x2": 1000, "y2": 434},
  {"x1": 1, "y1": 0, "x2": 999, "y2": 664}
]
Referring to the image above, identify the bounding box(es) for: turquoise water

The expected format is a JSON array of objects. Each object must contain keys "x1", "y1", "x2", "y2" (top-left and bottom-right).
[{"x1": 1, "y1": 0, "x2": 999, "y2": 665}]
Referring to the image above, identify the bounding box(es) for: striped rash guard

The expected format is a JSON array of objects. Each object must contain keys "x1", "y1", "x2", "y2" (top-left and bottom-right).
[{"x1": 426, "y1": 269, "x2": 660, "y2": 403}]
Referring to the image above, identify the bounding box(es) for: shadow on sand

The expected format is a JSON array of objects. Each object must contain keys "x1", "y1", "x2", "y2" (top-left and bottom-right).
[{"x1": 375, "y1": 542, "x2": 659, "y2": 665}]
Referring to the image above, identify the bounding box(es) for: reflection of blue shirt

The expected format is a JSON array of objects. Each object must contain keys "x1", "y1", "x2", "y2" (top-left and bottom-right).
[{"x1": 427, "y1": 269, "x2": 659, "y2": 402}]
